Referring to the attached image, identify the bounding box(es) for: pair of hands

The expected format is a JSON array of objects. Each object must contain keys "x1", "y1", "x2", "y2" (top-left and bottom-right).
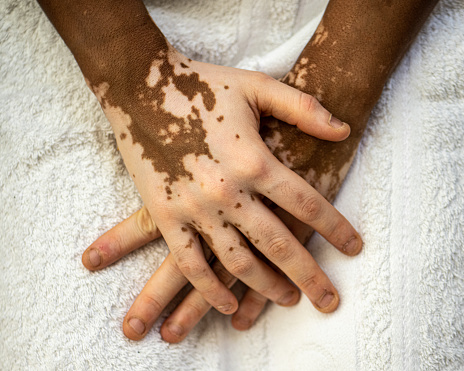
[
  {"x1": 81, "y1": 43, "x2": 362, "y2": 342},
  {"x1": 37, "y1": 0, "x2": 438, "y2": 345}
]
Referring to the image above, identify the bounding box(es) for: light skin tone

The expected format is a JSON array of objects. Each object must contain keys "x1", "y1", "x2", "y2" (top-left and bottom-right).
[{"x1": 38, "y1": 0, "x2": 438, "y2": 342}]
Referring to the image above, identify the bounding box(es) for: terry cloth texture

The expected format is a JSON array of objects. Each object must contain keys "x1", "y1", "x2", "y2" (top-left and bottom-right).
[{"x1": 1, "y1": 0, "x2": 463, "y2": 370}]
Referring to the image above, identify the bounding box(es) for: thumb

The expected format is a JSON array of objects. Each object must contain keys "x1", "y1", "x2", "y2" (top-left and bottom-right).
[{"x1": 254, "y1": 73, "x2": 350, "y2": 141}]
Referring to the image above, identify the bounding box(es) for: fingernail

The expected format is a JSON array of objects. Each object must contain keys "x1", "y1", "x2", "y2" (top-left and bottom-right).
[
  {"x1": 328, "y1": 114, "x2": 345, "y2": 129},
  {"x1": 277, "y1": 290, "x2": 297, "y2": 306},
  {"x1": 342, "y1": 236, "x2": 361, "y2": 255},
  {"x1": 88, "y1": 249, "x2": 101, "y2": 267},
  {"x1": 128, "y1": 317, "x2": 146, "y2": 335},
  {"x1": 167, "y1": 322, "x2": 184, "y2": 337},
  {"x1": 217, "y1": 304, "x2": 234, "y2": 313},
  {"x1": 317, "y1": 290, "x2": 335, "y2": 309}
]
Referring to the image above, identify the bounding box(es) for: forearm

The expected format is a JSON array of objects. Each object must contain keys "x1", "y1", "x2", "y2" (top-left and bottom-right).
[
  {"x1": 262, "y1": 0, "x2": 439, "y2": 202},
  {"x1": 37, "y1": 0, "x2": 168, "y2": 88}
]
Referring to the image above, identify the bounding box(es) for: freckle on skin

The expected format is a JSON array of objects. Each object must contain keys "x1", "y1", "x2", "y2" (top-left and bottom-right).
[
  {"x1": 185, "y1": 238, "x2": 194, "y2": 248},
  {"x1": 214, "y1": 159, "x2": 220, "y2": 163},
  {"x1": 229, "y1": 247, "x2": 234, "y2": 251},
  {"x1": 239, "y1": 190, "x2": 243, "y2": 193},
  {"x1": 235, "y1": 203, "x2": 242, "y2": 208},
  {"x1": 250, "y1": 194, "x2": 255, "y2": 201},
  {"x1": 220, "y1": 178, "x2": 224, "y2": 182},
  {"x1": 224, "y1": 85, "x2": 229, "y2": 89},
  {"x1": 132, "y1": 174, "x2": 135, "y2": 178},
  {"x1": 165, "y1": 186, "x2": 172, "y2": 195},
  {"x1": 181, "y1": 227, "x2": 187, "y2": 232},
  {"x1": 120, "y1": 133, "x2": 127, "y2": 140},
  {"x1": 218, "y1": 210, "x2": 223, "y2": 215},
  {"x1": 167, "y1": 196, "x2": 172, "y2": 200},
  {"x1": 236, "y1": 134, "x2": 240, "y2": 139},
  {"x1": 217, "y1": 116, "x2": 224, "y2": 122},
  {"x1": 180, "y1": 62, "x2": 189, "y2": 68},
  {"x1": 223, "y1": 222, "x2": 228, "y2": 228}
]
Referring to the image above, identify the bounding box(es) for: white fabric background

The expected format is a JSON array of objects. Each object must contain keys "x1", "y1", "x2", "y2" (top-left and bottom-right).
[{"x1": 1, "y1": 0, "x2": 463, "y2": 370}]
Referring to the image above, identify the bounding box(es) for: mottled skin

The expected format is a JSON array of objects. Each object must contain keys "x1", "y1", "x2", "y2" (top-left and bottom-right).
[
  {"x1": 38, "y1": 0, "x2": 438, "y2": 343},
  {"x1": 262, "y1": 0, "x2": 438, "y2": 243}
]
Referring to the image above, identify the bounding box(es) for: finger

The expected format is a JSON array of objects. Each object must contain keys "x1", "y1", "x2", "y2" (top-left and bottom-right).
[
  {"x1": 163, "y1": 226, "x2": 238, "y2": 315},
  {"x1": 232, "y1": 289, "x2": 270, "y2": 331},
  {"x1": 82, "y1": 206, "x2": 161, "y2": 271},
  {"x1": 234, "y1": 201, "x2": 340, "y2": 313},
  {"x1": 256, "y1": 158, "x2": 363, "y2": 257},
  {"x1": 123, "y1": 253, "x2": 188, "y2": 340},
  {"x1": 253, "y1": 73, "x2": 351, "y2": 141},
  {"x1": 204, "y1": 225, "x2": 300, "y2": 306},
  {"x1": 160, "y1": 259, "x2": 237, "y2": 343}
]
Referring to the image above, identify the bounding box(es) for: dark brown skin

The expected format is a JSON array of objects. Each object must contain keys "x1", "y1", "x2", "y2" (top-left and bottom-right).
[{"x1": 38, "y1": 0, "x2": 438, "y2": 342}]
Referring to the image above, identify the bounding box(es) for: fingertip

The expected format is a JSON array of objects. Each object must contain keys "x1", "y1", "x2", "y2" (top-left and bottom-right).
[
  {"x1": 231, "y1": 315, "x2": 253, "y2": 331},
  {"x1": 160, "y1": 321, "x2": 186, "y2": 343},
  {"x1": 216, "y1": 301, "x2": 239, "y2": 315},
  {"x1": 123, "y1": 316, "x2": 147, "y2": 341},
  {"x1": 341, "y1": 234, "x2": 363, "y2": 257},
  {"x1": 314, "y1": 289, "x2": 339, "y2": 314},
  {"x1": 82, "y1": 247, "x2": 102, "y2": 271}
]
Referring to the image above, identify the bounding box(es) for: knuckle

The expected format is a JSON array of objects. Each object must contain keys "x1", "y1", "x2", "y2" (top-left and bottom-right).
[
  {"x1": 185, "y1": 300, "x2": 205, "y2": 319},
  {"x1": 265, "y1": 234, "x2": 294, "y2": 263},
  {"x1": 298, "y1": 92, "x2": 317, "y2": 114},
  {"x1": 139, "y1": 293, "x2": 164, "y2": 316},
  {"x1": 177, "y1": 260, "x2": 204, "y2": 279},
  {"x1": 297, "y1": 193, "x2": 323, "y2": 222},
  {"x1": 207, "y1": 183, "x2": 229, "y2": 203},
  {"x1": 238, "y1": 155, "x2": 270, "y2": 181},
  {"x1": 245, "y1": 293, "x2": 266, "y2": 310},
  {"x1": 136, "y1": 206, "x2": 158, "y2": 238},
  {"x1": 298, "y1": 272, "x2": 319, "y2": 293},
  {"x1": 227, "y1": 255, "x2": 254, "y2": 277},
  {"x1": 254, "y1": 71, "x2": 274, "y2": 84}
]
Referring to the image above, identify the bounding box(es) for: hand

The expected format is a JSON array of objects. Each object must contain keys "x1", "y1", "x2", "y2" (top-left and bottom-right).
[
  {"x1": 83, "y1": 41, "x2": 361, "y2": 324},
  {"x1": 83, "y1": 200, "x2": 361, "y2": 342}
]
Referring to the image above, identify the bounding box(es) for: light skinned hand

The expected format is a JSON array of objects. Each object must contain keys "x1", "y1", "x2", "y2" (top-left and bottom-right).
[
  {"x1": 83, "y1": 42, "x2": 362, "y2": 334},
  {"x1": 83, "y1": 199, "x2": 360, "y2": 342}
]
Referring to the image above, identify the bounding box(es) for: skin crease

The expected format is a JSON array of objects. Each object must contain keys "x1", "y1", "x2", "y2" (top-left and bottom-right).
[{"x1": 37, "y1": 0, "x2": 439, "y2": 342}]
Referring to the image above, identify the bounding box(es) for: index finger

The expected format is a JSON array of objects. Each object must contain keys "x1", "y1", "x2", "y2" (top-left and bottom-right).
[{"x1": 255, "y1": 157, "x2": 362, "y2": 256}]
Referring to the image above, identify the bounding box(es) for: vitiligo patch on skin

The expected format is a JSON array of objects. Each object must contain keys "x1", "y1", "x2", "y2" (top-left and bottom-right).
[{"x1": 84, "y1": 32, "x2": 218, "y2": 188}]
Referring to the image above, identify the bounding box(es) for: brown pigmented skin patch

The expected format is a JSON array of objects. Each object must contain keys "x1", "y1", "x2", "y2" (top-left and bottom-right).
[
  {"x1": 181, "y1": 227, "x2": 187, "y2": 232},
  {"x1": 120, "y1": 133, "x2": 127, "y2": 140},
  {"x1": 75, "y1": 17, "x2": 218, "y2": 188},
  {"x1": 217, "y1": 115, "x2": 224, "y2": 122},
  {"x1": 235, "y1": 203, "x2": 242, "y2": 209}
]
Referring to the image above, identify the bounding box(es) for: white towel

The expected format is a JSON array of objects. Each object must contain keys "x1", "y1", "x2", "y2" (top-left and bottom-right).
[{"x1": 1, "y1": 0, "x2": 463, "y2": 370}]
